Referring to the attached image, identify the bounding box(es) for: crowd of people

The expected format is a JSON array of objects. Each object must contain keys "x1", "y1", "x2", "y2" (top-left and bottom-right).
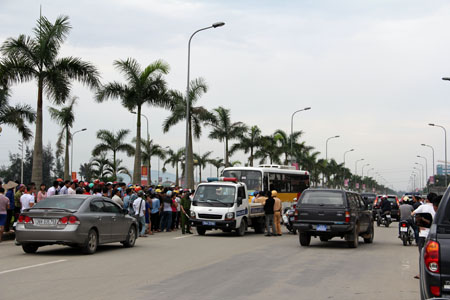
[{"x1": 0, "y1": 179, "x2": 195, "y2": 241}]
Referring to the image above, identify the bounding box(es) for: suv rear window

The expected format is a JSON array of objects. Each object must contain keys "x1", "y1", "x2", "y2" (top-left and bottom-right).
[{"x1": 300, "y1": 191, "x2": 344, "y2": 206}]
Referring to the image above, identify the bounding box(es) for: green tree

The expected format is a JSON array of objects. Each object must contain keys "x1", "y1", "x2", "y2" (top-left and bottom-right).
[
  {"x1": 48, "y1": 96, "x2": 77, "y2": 180},
  {"x1": 193, "y1": 151, "x2": 212, "y2": 182},
  {"x1": 163, "y1": 78, "x2": 214, "y2": 188},
  {"x1": 90, "y1": 153, "x2": 111, "y2": 181},
  {"x1": 79, "y1": 162, "x2": 95, "y2": 182},
  {"x1": 137, "y1": 138, "x2": 167, "y2": 184},
  {"x1": 91, "y1": 129, "x2": 134, "y2": 180},
  {"x1": 209, "y1": 158, "x2": 224, "y2": 177},
  {"x1": 254, "y1": 135, "x2": 282, "y2": 165},
  {"x1": 208, "y1": 107, "x2": 247, "y2": 167},
  {"x1": 1, "y1": 15, "x2": 100, "y2": 185},
  {"x1": 230, "y1": 125, "x2": 261, "y2": 167},
  {"x1": 164, "y1": 148, "x2": 184, "y2": 186},
  {"x1": 96, "y1": 58, "x2": 170, "y2": 184}
]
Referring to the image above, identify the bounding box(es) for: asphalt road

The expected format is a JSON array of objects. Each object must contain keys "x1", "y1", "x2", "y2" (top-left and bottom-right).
[{"x1": 0, "y1": 224, "x2": 419, "y2": 300}]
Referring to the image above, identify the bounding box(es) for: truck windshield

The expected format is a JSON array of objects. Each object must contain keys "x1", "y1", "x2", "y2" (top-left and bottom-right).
[
  {"x1": 222, "y1": 170, "x2": 262, "y2": 194},
  {"x1": 193, "y1": 185, "x2": 236, "y2": 206}
]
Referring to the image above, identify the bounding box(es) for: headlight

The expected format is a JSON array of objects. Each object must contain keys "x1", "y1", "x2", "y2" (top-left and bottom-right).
[
  {"x1": 190, "y1": 211, "x2": 196, "y2": 218},
  {"x1": 225, "y1": 212, "x2": 235, "y2": 220}
]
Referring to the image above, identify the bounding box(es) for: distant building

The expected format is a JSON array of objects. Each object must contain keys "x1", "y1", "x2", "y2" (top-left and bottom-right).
[{"x1": 437, "y1": 164, "x2": 450, "y2": 175}]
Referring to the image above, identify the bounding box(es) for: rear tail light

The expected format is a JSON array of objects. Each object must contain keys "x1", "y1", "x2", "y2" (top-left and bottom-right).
[
  {"x1": 345, "y1": 211, "x2": 350, "y2": 223},
  {"x1": 58, "y1": 216, "x2": 80, "y2": 225},
  {"x1": 68, "y1": 216, "x2": 80, "y2": 224},
  {"x1": 18, "y1": 215, "x2": 24, "y2": 223},
  {"x1": 294, "y1": 209, "x2": 299, "y2": 221},
  {"x1": 24, "y1": 216, "x2": 33, "y2": 224},
  {"x1": 58, "y1": 216, "x2": 68, "y2": 224},
  {"x1": 424, "y1": 240, "x2": 440, "y2": 274},
  {"x1": 401, "y1": 223, "x2": 407, "y2": 227}
]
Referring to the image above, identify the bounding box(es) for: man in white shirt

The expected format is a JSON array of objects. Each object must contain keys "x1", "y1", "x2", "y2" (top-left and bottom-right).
[
  {"x1": 67, "y1": 182, "x2": 76, "y2": 195},
  {"x1": 412, "y1": 194, "x2": 436, "y2": 251},
  {"x1": 133, "y1": 191, "x2": 147, "y2": 237},
  {"x1": 59, "y1": 180, "x2": 70, "y2": 195},
  {"x1": 112, "y1": 189, "x2": 124, "y2": 208},
  {"x1": 20, "y1": 185, "x2": 36, "y2": 212},
  {"x1": 47, "y1": 181, "x2": 59, "y2": 197}
]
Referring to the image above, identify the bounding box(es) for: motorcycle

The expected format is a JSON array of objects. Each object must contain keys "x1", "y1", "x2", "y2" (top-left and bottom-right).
[
  {"x1": 399, "y1": 220, "x2": 414, "y2": 246},
  {"x1": 282, "y1": 206, "x2": 297, "y2": 234},
  {"x1": 376, "y1": 210, "x2": 392, "y2": 227}
]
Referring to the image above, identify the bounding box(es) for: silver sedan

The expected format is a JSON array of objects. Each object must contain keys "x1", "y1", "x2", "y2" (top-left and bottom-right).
[{"x1": 15, "y1": 195, "x2": 138, "y2": 254}]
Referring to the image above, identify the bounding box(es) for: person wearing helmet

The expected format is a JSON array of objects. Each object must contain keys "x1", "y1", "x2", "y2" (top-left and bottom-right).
[{"x1": 272, "y1": 190, "x2": 283, "y2": 236}]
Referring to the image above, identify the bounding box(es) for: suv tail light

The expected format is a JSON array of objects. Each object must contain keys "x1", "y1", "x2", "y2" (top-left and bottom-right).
[
  {"x1": 345, "y1": 211, "x2": 350, "y2": 223},
  {"x1": 424, "y1": 240, "x2": 440, "y2": 274},
  {"x1": 294, "y1": 209, "x2": 299, "y2": 221}
]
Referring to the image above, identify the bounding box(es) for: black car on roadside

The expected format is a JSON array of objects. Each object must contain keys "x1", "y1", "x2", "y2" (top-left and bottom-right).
[
  {"x1": 293, "y1": 189, "x2": 374, "y2": 248},
  {"x1": 419, "y1": 187, "x2": 450, "y2": 299}
]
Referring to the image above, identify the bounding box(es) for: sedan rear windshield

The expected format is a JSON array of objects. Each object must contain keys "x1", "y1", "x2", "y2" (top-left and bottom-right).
[
  {"x1": 32, "y1": 197, "x2": 86, "y2": 210},
  {"x1": 299, "y1": 191, "x2": 344, "y2": 206}
]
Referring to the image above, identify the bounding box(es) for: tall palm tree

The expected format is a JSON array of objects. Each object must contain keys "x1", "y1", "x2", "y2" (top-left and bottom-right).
[
  {"x1": 104, "y1": 159, "x2": 131, "y2": 180},
  {"x1": 273, "y1": 129, "x2": 306, "y2": 165},
  {"x1": 96, "y1": 58, "x2": 170, "y2": 184},
  {"x1": 209, "y1": 158, "x2": 224, "y2": 177},
  {"x1": 79, "y1": 161, "x2": 95, "y2": 182},
  {"x1": 1, "y1": 15, "x2": 100, "y2": 184},
  {"x1": 230, "y1": 125, "x2": 261, "y2": 167},
  {"x1": 163, "y1": 78, "x2": 214, "y2": 188},
  {"x1": 208, "y1": 107, "x2": 247, "y2": 167},
  {"x1": 91, "y1": 153, "x2": 111, "y2": 181},
  {"x1": 92, "y1": 129, "x2": 134, "y2": 180},
  {"x1": 164, "y1": 148, "x2": 184, "y2": 186},
  {"x1": 137, "y1": 138, "x2": 167, "y2": 184},
  {"x1": 254, "y1": 135, "x2": 282, "y2": 165},
  {"x1": 48, "y1": 96, "x2": 77, "y2": 180},
  {"x1": 193, "y1": 151, "x2": 212, "y2": 183}
]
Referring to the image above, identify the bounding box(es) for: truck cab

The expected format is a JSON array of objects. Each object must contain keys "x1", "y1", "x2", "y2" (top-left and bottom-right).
[{"x1": 189, "y1": 177, "x2": 265, "y2": 236}]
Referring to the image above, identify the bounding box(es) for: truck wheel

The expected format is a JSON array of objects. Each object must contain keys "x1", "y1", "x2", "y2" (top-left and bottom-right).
[
  {"x1": 347, "y1": 226, "x2": 359, "y2": 248},
  {"x1": 197, "y1": 227, "x2": 206, "y2": 236},
  {"x1": 22, "y1": 243, "x2": 39, "y2": 254},
  {"x1": 299, "y1": 232, "x2": 311, "y2": 246},
  {"x1": 236, "y1": 219, "x2": 247, "y2": 236},
  {"x1": 363, "y1": 224, "x2": 374, "y2": 244},
  {"x1": 254, "y1": 221, "x2": 264, "y2": 234}
]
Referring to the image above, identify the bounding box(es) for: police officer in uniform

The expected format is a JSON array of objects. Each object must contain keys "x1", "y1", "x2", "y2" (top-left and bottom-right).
[{"x1": 180, "y1": 190, "x2": 193, "y2": 234}]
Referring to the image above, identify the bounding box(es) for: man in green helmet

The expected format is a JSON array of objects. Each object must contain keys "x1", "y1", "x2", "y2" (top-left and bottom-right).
[{"x1": 180, "y1": 190, "x2": 193, "y2": 234}]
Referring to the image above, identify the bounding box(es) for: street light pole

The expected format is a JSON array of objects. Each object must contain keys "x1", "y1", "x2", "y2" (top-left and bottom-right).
[
  {"x1": 132, "y1": 112, "x2": 149, "y2": 141},
  {"x1": 71, "y1": 128, "x2": 87, "y2": 178},
  {"x1": 417, "y1": 155, "x2": 428, "y2": 189},
  {"x1": 414, "y1": 165, "x2": 424, "y2": 190},
  {"x1": 185, "y1": 22, "x2": 225, "y2": 189},
  {"x1": 421, "y1": 143, "x2": 435, "y2": 176},
  {"x1": 355, "y1": 158, "x2": 364, "y2": 175},
  {"x1": 342, "y1": 149, "x2": 354, "y2": 186},
  {"x1": 325, "y1": 135, "x2": 340, "y2": 162},
  {"x1": 290, "y1": 107, "x2": 311, "y2": 164},
  {"x1": 428, "y1": 122, "x2": 448, "y2": 187},
  {"x1": 361, "y1": 163, "x2": 370, "y2": 178}
]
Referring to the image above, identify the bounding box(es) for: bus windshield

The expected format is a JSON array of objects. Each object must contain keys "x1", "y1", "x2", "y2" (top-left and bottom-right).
[{"x1": 222, "y1": 170, "x2": 262, "y2": 193}]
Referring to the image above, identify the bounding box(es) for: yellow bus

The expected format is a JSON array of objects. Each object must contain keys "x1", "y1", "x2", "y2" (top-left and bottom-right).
[{"x1": 222, "y1": 165, "x2": 310, "y2": 205}]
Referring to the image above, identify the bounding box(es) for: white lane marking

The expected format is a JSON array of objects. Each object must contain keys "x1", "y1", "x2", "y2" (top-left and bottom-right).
[
  {"x1": 0, "y1": 259, "x2": 67, "y2": 275},
  {"x1": 173, "y1": 235, "x2": 193, "y2": 240}
]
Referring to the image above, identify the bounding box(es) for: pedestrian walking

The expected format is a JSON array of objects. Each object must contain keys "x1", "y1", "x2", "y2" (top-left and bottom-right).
[
  {"x1": 0, "y1": 187, "x2": 10, "y2": 242},
  {"x1": 264, "y1": 191, "x2": 276, "y2": 236},
  {"x1": 180, "y1": 190, "x2": 192, "y2": 234},
  {"x1": 37, "y1": 183, "x2": 47, "y2": 202},
  {"x1": 133, "y1": 191, "x2": 147, "y2": 237},
  {"x1": 272, "y1": 190, "x2": 282, "y2": 236}
]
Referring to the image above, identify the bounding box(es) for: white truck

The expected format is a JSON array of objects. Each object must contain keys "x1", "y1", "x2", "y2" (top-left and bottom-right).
[{"x1": 189, "y1": 177, "x2": 266, "y2": 236}]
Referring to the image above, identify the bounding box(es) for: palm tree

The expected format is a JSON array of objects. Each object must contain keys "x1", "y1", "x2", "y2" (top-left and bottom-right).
[
  {"x1": 209, "y1": 158, "x2": 224, "y2": 177},
  {"x1": 230, "y1": 125, "x2": 261, "y2": 167},
  {"x1": 193, "y1": 151, "x2": 212, "y2": 183},
  {"x1": 164, "y1": 148, "x2": 184, "y2": 186},
  {"x1": 96, "y1": 58, "x2": 170, "y2": 184},
  {"x1": 273, "y1": 129, "x2": 307, "y2": 165},
  {"x1": 254, "y1": 135, "x2": 282, "y2": 165},
  {"x1": 79, "y1": 162, "x2": 95, "y2": 182},
  {"x1": 208, "y1": 107, "x2": 247, "y2": 167},
  {"x1": 92, "y1": 129, "x2": 134, "y2": 180},
  {"x1": 1, "y1": 15, "x2": 100, "y2": 184},
  {"x1": 104, "y1": 159, "x2": 131, "y2": 179},
  {"x1": 0, "y1": 71, "x2": 36, "y2": 140},
  {"x1": 48, "y1": 96, "x2": 77, "y2": 180},
  {"x1": 163, "y1": 78, "x2": 214, "y2": 188},
  {"x1": 91, "y1": 153, "x2": 111, "y2": 181},
  {"x1": 137, "y1": 138, "x2": 167, "y2": 184}
]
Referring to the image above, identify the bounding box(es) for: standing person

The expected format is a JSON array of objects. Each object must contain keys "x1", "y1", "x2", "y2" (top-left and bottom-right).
[
  {"x1": 150, "y1": 193, "x2": 161, "y2": 232},
  {"x1": 133, "y1": 191, "x2": 147, "y2": 237},
  {"x1": 145, "y1": 194, "x2": 152, "y2": 235},
  {"x1": 160, "y1": 191, "x2": 173, "y2": 232},
  {"x1": 123, "y1": 188, "x2": 133, "y2": 214},
  {"x1": 4, "y1": 182, "x2": 17, "y2": 233},
  {"x1": 174, "y1": 191, "x2": 181, "y2": 229},
  {"x1": 272, "y1": 190, "x2": 282, "y2": 236},
  {"x1": 255, "y1": 191, "x2": 268, "y2": 205},
  {"x1": 14, "y1": 184, "x2": 25, "y2": 218},
  {"x1": 412, "y1": 195, "x2": 422, "y2": 210},
  {"x1": 0, "y1": 187, "x2": 10, "y2": 242},
  {"x1": 264, "y1": 191, "x2": 276, "y2": 236},
  {"x1": 170, "y1": 193, "x2": 178, "y2": 231},
  {"x1": 37, "y1": 184, "x2": 47, "y2": 203},
  {"x1": 180, "y1": 190, "x2": 192, "y2": 234},
  {"x1": 20, "y1": 185, "x2": 36, "y2": 212},
  {"x1": 111, "y1": 189, "x2": 124, "y2": 208},
  {"x1": 67, "y1": 182, "x2": 76, "y2": 195},
  {"x1": 59, "y1": 180, "x2": 70, "y2": 195},
  {"x1": 47, "y1": 181, "x2": 59, "y2": 197}
]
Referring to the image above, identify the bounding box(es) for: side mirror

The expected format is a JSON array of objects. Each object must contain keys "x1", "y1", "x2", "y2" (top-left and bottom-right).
[{"x1": 237, "y1": 197, "x2": 243, "y2": 206}]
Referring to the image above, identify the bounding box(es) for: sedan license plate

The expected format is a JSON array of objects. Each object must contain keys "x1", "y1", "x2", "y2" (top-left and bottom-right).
[
  {"x1": 316, "y1": 224, "x2": 327, "y2": 231},
  {"x1": 400, "y1": 227, "x2": 408, "y2": 232},
  {"x1": 202, "y1": 221, "x2": 215, "y2": 226},
  {"x1": 386, "y1": 215, "x2": 391, "y2": 218},
  {"x1": 34, "y1": 218, "x2": 58, "y2": 226}
]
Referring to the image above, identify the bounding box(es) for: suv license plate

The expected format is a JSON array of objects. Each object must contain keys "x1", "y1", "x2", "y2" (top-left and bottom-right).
[
  {"x1": 400, "y1": 227, "x2": 408, "y2": 232},
  {"x1": 316, "y1": 225, "x2": 327, "y2": 231},
  {"x1": 202, "y1": 221, "x2": 215, "y2": 226}
]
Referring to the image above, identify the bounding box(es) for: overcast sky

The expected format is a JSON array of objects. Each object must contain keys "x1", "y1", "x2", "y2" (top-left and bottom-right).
[{"x1": 0, "y1": 0, "x2": 449, "y2": 191}]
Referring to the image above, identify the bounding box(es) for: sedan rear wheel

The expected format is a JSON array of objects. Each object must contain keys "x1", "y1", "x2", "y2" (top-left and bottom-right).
[
  {"x1": 22, "y1": 243, "x2": 39, "y2": 254},
  {"x1": 122, "y1": 225, "x2": 137, "y2": 248},
  {"x1": 82, "y1": 229, "x2": 98, "y2": 254}
]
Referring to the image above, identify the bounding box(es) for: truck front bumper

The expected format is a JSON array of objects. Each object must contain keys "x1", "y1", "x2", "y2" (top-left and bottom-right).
[{"x1": 190, "y1": 219, "x2": 236, "y2": 230}]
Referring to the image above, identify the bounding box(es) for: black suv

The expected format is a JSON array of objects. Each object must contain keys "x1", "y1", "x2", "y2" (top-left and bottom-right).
[
  {"x1": 293, "y1": 189, "x2": 374, "y2": 248},
  {"x1": 419, "y1": 187, "x2": 450, "y2": 299}
]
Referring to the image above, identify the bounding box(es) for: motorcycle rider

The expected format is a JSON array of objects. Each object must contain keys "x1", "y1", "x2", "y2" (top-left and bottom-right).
[
  {"x1": 398, "y1": 198, "x2": 414, "y2": 238},
  {"x1": 378, "y1": 196, "x2": 391, "y2": 220}
]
